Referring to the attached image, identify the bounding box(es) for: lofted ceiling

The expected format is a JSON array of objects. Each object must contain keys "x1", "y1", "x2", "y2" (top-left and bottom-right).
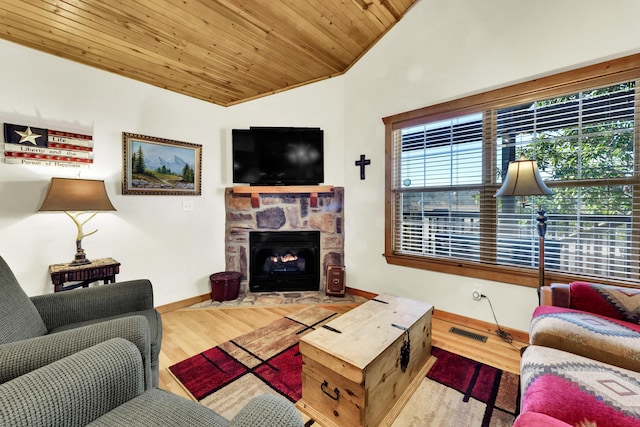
[{"x1": 0, "y1": 0, "x2": 417, "y2": 107}]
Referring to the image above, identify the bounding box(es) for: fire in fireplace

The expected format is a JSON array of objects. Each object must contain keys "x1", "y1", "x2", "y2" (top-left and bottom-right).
[
  {"x1": 249, "y1": 231, "x2": 320, "y2": 292},
  {"x1": 263, "y1": 252, "x2": 305, "y2": 273}
]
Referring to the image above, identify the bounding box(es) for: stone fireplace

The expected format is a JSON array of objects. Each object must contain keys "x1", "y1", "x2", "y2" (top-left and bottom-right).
[{"x1": 225, "y1": 187, "x2": 344, "y2": 295}]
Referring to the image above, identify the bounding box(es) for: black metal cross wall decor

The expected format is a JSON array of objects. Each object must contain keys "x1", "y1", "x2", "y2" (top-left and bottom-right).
[{"x1": 355, "y1": 154, "x2": 371, "y2": 180}]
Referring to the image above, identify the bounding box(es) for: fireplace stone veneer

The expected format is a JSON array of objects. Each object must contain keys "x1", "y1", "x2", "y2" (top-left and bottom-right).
[{"x1": 225, "y1": 187, "x2": 344, "y2": 295}]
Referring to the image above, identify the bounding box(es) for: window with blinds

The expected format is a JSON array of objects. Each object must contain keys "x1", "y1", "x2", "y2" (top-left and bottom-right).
[
  {"x1": 393, "y1": 114, "x2": 484, "y2": 261},
  {"x1": 384, "y1": 56, "x2": 640, "y2": 287},
  {"x1": 495, "y1": 83, "x2": 636, "y2": 280}
]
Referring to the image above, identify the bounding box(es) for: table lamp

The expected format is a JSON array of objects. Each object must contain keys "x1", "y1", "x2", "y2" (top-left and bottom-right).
[
  {"x1": 494, "y1": 157, "x2": 552, "y2": 302},
  {"x1": 38, "y1": 177, "x2": 116, "y2": 265}
]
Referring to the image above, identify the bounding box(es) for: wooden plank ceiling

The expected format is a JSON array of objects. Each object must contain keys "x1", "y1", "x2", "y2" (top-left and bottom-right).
[{"x1": 0, "y1": 0, "x2": 417, "y2": 106}]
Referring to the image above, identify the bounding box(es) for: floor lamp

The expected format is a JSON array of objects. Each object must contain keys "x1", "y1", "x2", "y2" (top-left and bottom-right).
[{"x1": 495, "y1": 158, "x2": 552, "y2": 303}]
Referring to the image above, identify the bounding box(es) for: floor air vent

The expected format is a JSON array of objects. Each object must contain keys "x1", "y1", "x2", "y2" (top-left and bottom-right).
[{"x1": 448, "y1": 327, "x2": 488, "y2": 343}]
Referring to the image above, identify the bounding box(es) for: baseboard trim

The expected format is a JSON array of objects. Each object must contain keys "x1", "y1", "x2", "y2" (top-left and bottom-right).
[
  {"x1": 344, "y1": 288, "x2": 529, "y2": 343},
  {"x1": 433, "y1": 308, "x2": 529, "y2": 344},
  {"x1": 345, "y1": 287, "x2": 377, "y2": 299},
  {"x1": 155, "y1": 287, "x2": 529, "y2": 343},
  {"x1": 156, "y1": 293, "x2": 210, "y2": 314}
]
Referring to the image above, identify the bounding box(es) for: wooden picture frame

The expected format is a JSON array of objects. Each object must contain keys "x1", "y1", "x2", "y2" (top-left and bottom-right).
[{"x1": 122, "y1": 132, "x2": 202, "y2": 195}]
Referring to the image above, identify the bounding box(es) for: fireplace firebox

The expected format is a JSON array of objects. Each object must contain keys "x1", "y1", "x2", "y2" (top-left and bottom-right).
[{"x1": 249, "y1": 231, "x2": 320, "y2": 292}]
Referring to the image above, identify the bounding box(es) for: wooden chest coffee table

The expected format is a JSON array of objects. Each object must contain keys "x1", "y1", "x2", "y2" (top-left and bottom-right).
[{"x1": 297, "y1": 294, "x2": 433, "y2": 427}]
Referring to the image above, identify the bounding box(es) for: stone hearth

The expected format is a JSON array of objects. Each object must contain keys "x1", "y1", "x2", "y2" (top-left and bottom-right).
[
  {"x1": 225, "y1": 187, "x2": 344, "y2": 295},
  {"x1": 190, "y1": 290, "x2": 366, "y2": 308}
]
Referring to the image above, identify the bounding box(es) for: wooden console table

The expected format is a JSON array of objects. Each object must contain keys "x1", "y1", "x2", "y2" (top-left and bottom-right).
[{"x1": 49, "y1": 257, "x2": 120, "y2": 292}]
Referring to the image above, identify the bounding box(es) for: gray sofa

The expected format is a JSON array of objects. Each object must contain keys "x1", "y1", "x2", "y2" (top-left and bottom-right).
[
  {"x1": 0, "y1": 255, "x2": 162, "y2": 388},
  {"x1": 0, "y1": 338, "x2": 304, "y2": 426}
]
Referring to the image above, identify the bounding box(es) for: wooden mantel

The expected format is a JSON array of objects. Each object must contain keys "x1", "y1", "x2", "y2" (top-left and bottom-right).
[{"x1": 232, "y1": 185, "x2": 334, "y2": 208}]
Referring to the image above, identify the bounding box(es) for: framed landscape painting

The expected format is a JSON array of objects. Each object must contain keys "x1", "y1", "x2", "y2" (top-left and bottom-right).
[{"x1": 122, "y1": 132, "x2": 202, "y2": 195}]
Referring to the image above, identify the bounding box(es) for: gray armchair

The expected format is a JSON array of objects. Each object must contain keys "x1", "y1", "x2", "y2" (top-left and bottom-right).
[
  {"x1": 0, "y1": 338, "x2": 305, "y2": 427},
  {"x1": 0, "y1": 255, "x2": 162, "y2": 388}
]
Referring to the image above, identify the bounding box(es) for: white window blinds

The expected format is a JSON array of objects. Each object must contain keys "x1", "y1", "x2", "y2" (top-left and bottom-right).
[{"x1": 389, "y1": 80, "x2": 639, "y2": 283}]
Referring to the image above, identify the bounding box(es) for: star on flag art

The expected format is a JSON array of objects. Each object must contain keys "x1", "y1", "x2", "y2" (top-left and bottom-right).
[{"x1": 3, "y1": 123, "x2": 93, "y2": 168}]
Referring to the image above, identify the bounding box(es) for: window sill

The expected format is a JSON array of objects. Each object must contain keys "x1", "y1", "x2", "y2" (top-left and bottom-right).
[{"x1": 383, "y1": 252, "x2": 640, "y2": 289}]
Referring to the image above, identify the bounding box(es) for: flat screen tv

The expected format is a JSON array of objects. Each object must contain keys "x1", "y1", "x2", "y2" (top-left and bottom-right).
[{"x1": 232, "y1": 127, "x2": 324, "y2": 186}]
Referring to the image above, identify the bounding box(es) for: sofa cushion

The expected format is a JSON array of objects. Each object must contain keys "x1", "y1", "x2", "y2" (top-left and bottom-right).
[
  {"x1": 569, "y1": 281, "x2": 640, "y2": 323},
  {"x1": 520, "y1": 345, "x2": 640, "y2": 427},
  {"x1": 0, "y1": 256, "x2": 47, "y2": 344},
  {"x1": 531, "y1": 305, "x2": 640, "y2": 373},
  {"x1": 88, "y1": 389, "x2": 229, "y2": 427},
  {"x1": 512, "y1": 412, "x2": 572, "y2": 427},
  {"x1": 50, "y1": 308, "x2": 162, "y2": 360}
]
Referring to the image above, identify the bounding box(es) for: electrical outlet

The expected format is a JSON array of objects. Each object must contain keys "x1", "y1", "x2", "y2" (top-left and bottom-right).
[
  {"x1": 472, "y1": 284, "x2": 482, "y2": 301},
  {"x1": 182, "y1": 200, "x2": 194, "y2": 211}
]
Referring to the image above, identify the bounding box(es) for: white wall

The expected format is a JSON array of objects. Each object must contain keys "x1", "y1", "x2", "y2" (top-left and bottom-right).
[
  {"x1": 342, "y1": 0, "x2": 640, "y2": 331},
  {"x1": 0, "y1": 40, "x2": 344, "y2": 306},
  {"x1": 1, "y1": 0, "x2": 638, "y2": 332},
  {"x1": 0, "y1": 39, "x2": 225, "y2": 304}
]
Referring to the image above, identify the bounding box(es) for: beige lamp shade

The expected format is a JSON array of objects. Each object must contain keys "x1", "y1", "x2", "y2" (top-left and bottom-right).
[
  {"x1": 494, "y1": 159, "x2": 552, "y2": 197},
  {"x1": 495, "y1": 157, "x2": 552, "y2": 301},
  {"x1": 39, "y1": 178, "x2": 116, "y2": 212},
  {"x1": 39, "y1": 177, "x2": 116, "y2": 265}
]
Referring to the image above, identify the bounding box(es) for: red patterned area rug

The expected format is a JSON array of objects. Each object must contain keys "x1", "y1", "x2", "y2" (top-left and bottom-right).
[{"x1": 168, "y1": 306, "x2": 520, "y2": 426}]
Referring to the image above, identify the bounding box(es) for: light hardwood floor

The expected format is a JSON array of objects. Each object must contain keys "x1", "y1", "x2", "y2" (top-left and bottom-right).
[{"x1": 159, "y1": 302, "x2": 527, "y2": 399}]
